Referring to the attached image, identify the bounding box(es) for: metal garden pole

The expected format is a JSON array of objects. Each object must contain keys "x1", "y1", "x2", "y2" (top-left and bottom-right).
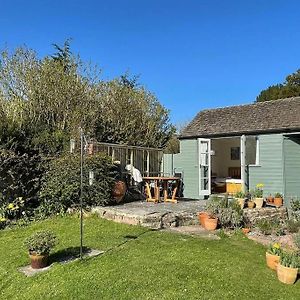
[{"x1": 80, "y1": 127, "x2": 84, "y2": 259}]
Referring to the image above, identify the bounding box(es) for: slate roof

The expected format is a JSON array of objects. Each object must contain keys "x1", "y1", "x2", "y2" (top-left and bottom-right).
[{"x1": 180, "y1": 97, "x2": 300, "y2": 138}]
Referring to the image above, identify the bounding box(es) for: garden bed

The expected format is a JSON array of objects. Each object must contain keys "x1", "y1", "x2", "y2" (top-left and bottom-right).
[{"x1": 247, "y1": 230, "x2": 297, "y2": 250}]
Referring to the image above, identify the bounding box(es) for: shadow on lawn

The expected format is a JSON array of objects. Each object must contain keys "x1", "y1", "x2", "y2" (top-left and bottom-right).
[{"x1": 49, "y1": 246, "x2": 90, "y2": 264}]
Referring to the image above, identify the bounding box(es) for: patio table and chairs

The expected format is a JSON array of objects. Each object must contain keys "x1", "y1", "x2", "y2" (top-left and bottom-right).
[{"x1": 143, "y1": 176, "x2": 180, "y2": 203}]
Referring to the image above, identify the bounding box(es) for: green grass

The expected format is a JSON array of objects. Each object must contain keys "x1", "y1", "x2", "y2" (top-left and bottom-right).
[{"x1": 0, "y1": 215, "x2": 300, "y2": 300}]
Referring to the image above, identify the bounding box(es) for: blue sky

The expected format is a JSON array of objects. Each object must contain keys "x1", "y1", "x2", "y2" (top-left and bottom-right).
[{"x1": 1, "y1": 0, "x2": 300, "y2": 124}]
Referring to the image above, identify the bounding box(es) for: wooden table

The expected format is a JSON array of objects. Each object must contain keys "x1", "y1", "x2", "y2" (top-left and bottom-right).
[{"x1": 143, "y1": 176, "x2": 180, "y2": 203}]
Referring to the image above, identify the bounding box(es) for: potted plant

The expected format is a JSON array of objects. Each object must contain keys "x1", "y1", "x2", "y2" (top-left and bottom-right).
[
  {"x1": 241, "y1": 216, "x2": 251, "y2": 234},
  {"x1": 24, "y1": 230, "x2": 57, "y2": 269},
  {"x1": 204, "y1": 197, "x2": 220, "y2": 231},
  {"x1": 267, "y1": 194, "x2": 274, "y2": 204},
  {"x1": 266, "y1": 243, "x2": 281, "y2": 270},
  {"x1": 204, "y1": 213, "x2": 218, "y2": 231},
  {"x1": 274, "y1": 193, "x2": 283, "y2": 207},
  {"x1": 277, "y1": 251, "x2": 299, "y2": 284},
  {"x1": 234, "y1": 191, "x2": 246, "y2": 209},
  {"x1": 198, "y1": 211, "x2": 208, "y2": 227},
  {"x1": 253, "y1": 183, "x2": 264, "y2": 208},
  {"x1": 247, "y1": 194, "x2": 256, "y2": 209},
  {"x1": 242, "y1": 227, "x2": 251, "y2": 234}
]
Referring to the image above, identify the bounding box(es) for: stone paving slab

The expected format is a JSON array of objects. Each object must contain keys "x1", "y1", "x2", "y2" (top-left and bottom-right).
[
  {"x1": 19, "y1": 249, "x2": 104, "y2": 277},
  {"x1": 165, "y1": 225, "x2": 220, "y2": 240},
  {"x1": 92, "y1": 200, "x2": 206, "y2": 229}
]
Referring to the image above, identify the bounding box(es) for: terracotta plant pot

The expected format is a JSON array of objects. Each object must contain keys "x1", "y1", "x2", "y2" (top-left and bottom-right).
[
  {"x1": 29, "y1": 252, "x2": 49, "y2": 269},
  {"x1": 267, "y1": 196, "x2": 274, "y2": 204},
  {"x1": 204, "y1": 217, "x2": 218, "y2": 231},
  {"x1": 236, "y1": 198, "x2": 245, "y2": 209},
  {"x1": 277, "y1": 263, "x2": 298, "y2": 284},
  {"x1": 266, "y1": 252, "x2": 280, "y2": 270},
  {"x1": 254, "y1": 197, "x2": 264, "y2": 209},
  {"x1": 274, "y1": 197, "x2": 283, "y2": 207},
  {"x1": 242, "y1": 228, "x2": 251, "y2": 234},
  {"x1": 112, "y1": 180, "x2": 127, "y2": 203},
  {"x1": 198, "y1": 212, "x2": 208, "y2": 227},
  {"x1": 247, "y1": 201, "x2": 255, "y2": 209}
]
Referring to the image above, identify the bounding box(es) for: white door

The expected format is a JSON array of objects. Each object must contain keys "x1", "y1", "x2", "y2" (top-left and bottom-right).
[{"x1": 198, "y1": 138, "x2": 211, "y2": 197}]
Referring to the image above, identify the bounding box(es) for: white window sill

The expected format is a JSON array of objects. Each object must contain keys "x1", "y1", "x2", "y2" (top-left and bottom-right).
[{"x1": 248, "y1": 164, "x2": 261, "y2": 167}]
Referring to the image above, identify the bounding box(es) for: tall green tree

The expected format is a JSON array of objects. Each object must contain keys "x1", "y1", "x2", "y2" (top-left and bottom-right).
[
  {"x1": 0, "y1": 41, "x2": 174, "y2": 153},
  {"x1": 256, "y1": 69, "x2": 300, "y2": 102}
]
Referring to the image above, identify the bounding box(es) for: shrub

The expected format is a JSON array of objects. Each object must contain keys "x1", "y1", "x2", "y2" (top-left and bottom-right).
[
  {"x1": 0, "y1": 149, "x2": 45, "y2": 219},
  {"x1": 291, "y1": 198, "x2": 300, "y2": 211},
  {"x1": 0, "y1": 217, "x2": 7, "y2": 229},
  {"x1": 286, "y1": 220, "x2": 300, "y2": 234},
  {"x1": 39, "y1": 153, "x2": 118, "y2": 216},
  {"x1": 24, "y1": 230, "x2": 57, "y2": 255},
  {"x1": 206, "y1": 196, "x2": 243, "y2": 228},
  {"x1": 294, "y1": 233, "x2": 300, "y2": 250},
  {"x1": 290, "y1": 198, "x2": 300, "y2": 221},
  {"x1": 205, "y1": 196, "x2": 226, "y2": 217},
  {"x1": 234, "y1": 191, "x2": 245, "y2": 198},
  {"x1": 256, "y1": 219, "x2": 283, "y2": 235}
]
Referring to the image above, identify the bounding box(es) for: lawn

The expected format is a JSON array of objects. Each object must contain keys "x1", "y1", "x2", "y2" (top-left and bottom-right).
[{"x1": 0, "y1": 215, "x2": 300, "y2": 300}]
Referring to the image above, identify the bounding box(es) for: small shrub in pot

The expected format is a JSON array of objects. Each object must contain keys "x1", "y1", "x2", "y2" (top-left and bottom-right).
[
  {"x1": 24, "y1": 230, "x2": 57, "y2": 269},
  {"x1": 234, "y1": 191, "x2": 245, "y2": 209},
  {"x1": 274, "y1": 193, "x2": 283, "y2": 207},
  {"x1": 277, "y1": 251, "x2": 299, "y2": 284},
  {"x1": 204, "y1": 196, "x2": 222, "y2": 230}
]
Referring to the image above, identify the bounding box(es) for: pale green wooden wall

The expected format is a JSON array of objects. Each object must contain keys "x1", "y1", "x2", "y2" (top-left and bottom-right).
[
  {"x1": 162, "y1": 154, "x2": 174, "y2": 176},
  {"x1": 248, "y1": 134, "x2": 284, "y2": 197},
  {"x1": 163, "y1": 139, "x2": 199, "y2": 199},
  {"x1": 163, "y1": 153, "x2": 183, "y2": 176},
  {"x1": 283, "y1": 136, "x2": 300, "y2": 206},
  {"x1": 164, "y1": 134, "x2": 300, "y2": 203}
]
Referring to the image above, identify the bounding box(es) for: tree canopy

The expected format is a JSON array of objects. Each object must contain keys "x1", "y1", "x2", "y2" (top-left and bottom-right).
[
  {"x1": 256, "y1": 69, "x2": 300, "y2": 102},
  {"x1": 0, "y1": 42, "x2": 174, "y2": 154}
]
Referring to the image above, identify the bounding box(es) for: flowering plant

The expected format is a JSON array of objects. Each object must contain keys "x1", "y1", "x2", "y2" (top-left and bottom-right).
[
  {"x1": 5, "y1": 197, "x2": 25, "y2": 219},
  {"x1": 252, "y1": 183, "x2": 264, "y2": 198},
  {"x1": 267, "y1": 243, "x2": 282, "y2": 256},
  {"x1": 0, "y1": 217, "x2": 7, "y2": 229}
]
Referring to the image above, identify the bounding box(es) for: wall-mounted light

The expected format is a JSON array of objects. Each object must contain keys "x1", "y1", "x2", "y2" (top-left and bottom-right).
[
  {"x1": 70, "y1": 138, "x2": 76, "y2": 153},
  {"x1": 89, "y1": 170, "x2": 94, "y2": 186}
]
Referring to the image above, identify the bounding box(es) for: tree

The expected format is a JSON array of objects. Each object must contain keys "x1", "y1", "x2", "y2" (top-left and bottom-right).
[
  {"x1": 256, "y1": 69, "x2": 300, "y2": 102},
  {"x1": 0, "y1": 41, "x2": 174, "y2": 153},
  {"x1": 93, "y1": 78, "x2": 174, "y2": 148},
  {"x1": 164, "y1": 120, "x2": 189, "y2": 154}
]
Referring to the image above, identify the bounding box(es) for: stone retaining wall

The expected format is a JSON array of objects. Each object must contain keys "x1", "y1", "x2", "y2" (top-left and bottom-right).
[
  {"x1": 92, "y1": 207, "x2": 199, "y2": 229},
  {"x1": 243, "y1": 207, "x2": 288, "y2": 225},
  {"x1": 92, "y1": 203, "x2": 288, "y2": 229}
]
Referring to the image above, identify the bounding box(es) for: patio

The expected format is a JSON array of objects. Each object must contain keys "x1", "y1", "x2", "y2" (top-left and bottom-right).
[{"x1": 92, "y1": 199, "x2": 206, "y2": 229}]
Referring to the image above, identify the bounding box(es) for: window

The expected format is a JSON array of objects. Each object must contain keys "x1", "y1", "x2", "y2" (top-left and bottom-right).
[
  {"x1": 231, "y1": 147, "x2": 240, "y2": 160},
  {"x1": 255, "y1": 137, "x2": 260, "y2": 165},
  {"x1": 246, "y1": 136, "x2": 260, "y2": 166}
]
